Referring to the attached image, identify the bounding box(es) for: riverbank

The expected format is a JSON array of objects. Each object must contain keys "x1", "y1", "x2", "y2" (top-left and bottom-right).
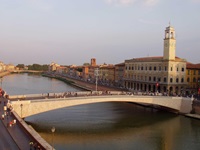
[
  {"x1": 0, "y1": 71, "x2": 10, "y2": 77},
  {"x1": 185, "y1": 113, "x2": 200, "y2": 120},
  {"x1": 42, "y1": 73, "x2": 123, "y2": 92}
]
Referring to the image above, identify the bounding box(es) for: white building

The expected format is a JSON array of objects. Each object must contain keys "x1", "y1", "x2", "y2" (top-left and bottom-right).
[{"x1": 124, "y1": 25, "x2": 187, "y2": 95}]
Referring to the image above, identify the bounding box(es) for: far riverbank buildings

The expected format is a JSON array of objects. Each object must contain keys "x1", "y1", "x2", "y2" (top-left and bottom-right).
[{"x1": 124, "y1": 25, "x2": 187, "y2": 95}]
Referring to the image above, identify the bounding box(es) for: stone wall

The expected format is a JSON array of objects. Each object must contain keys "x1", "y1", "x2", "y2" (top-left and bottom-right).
[{"x1": 192, "y1": 100, "x2": 200, "y2": 114}]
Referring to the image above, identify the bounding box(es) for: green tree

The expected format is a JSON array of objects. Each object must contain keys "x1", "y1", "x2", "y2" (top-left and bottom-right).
[
  {"x1": 27, "y1": 64, "x2": 48, "y2": 71},
  {"x1": 16, "y1": 64, "x2": 25, "y2": 69}
]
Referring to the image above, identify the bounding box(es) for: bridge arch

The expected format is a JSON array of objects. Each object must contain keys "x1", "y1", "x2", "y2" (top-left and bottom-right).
[{"x1": 10, "y1": 95, "x2": 192, "y2": 118}]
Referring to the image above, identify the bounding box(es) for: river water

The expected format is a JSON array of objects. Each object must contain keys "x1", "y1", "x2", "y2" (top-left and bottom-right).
[{"x1": 2, "y1": 73, "x2": 200, "y2": 150}]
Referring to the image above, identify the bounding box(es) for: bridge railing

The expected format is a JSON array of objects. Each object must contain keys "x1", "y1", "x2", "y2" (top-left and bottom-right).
[{"x1": 8, "y1": 91, "x2": 126, "y2": 100}]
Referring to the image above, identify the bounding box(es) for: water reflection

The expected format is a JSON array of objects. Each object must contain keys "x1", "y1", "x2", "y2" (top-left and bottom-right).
[
  {"x1": 25, "y1": 102, "x2": 199, "y2": 150},
  {"x1": 3, "y1": 73, "x2": 80, "y2": 95}
]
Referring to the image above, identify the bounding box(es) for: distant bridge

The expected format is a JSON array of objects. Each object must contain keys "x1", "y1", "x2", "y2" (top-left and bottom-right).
[{"x1": 9, "y1": 92, "x2": 193, "y2": 118}]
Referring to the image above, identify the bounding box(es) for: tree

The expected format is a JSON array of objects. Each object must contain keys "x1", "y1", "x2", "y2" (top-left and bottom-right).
[
  {"x1": 83, "y1": 63, "x2": 90, "y2": 66},
  {"x1": 16, "y1": 64, "x2": 25, "y2": 69},
  {"x1": 76, "y1": 68, "x2": 83, "y2": 72},
  {"x1": 27, "y1": 64, "x2": 48, "y2": 71}
]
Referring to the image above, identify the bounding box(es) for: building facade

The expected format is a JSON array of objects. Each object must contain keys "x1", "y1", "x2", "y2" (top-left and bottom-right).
[
  {"x1": 124, "y1": 25, "x2": 187, "y2": 95},
  {"x1": 48, "y1": 62, "x2": 60, "y2": 72},
  {"x1": 99, "y1": 65, "x2": 115, "y2": 86},
  {"x1": 186, "y1": 63, "x2": 200, "y2": 95},
  {"x1": 114, "y1": 63, "x2": 125, "y2": 87}
]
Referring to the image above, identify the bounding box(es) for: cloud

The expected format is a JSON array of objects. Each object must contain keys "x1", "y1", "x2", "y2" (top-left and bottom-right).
[{"x1": 105, "y1": 0, "x2": 159, "y2": 6}]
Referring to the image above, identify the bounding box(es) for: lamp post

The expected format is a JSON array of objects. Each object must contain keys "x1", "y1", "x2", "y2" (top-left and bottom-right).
[
  {"x1": 51, "y1": 127, "x2": 56, "y2": 150},
  {"x1": 20, "y1": 104, "x2": 23, "y2": 118},
  {"x1": 94, "y1": 68, "x2": 99, "y2": 92},
  {"x1": 3, "y1": 106, "x2": 7, "y2": 124}
]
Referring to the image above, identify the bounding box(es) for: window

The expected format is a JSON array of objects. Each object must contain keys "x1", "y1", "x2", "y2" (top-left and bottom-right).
[
  {"x1": 193, "y1": 78, "x2": 196, "y2": 82},
  {"x1": 132, "y1": 66, "x2": 134, "y2": 70},
  {"x1": 159, "y1": 66, "x2": 161, "y2": 71},
  {"x1": 177, "y1": 67, "x2": 179, "y2": 71},
  {"x1": 165, "y1": 66, "x2": 167, "y2": 71},
  {"x1": 182, "y1": 67, "x2": 185, "y2": 72},
  {"x1": 164, "y1": 77, "x2": 167, "y2": 82},
  {"x1": 154, "y1": 66, "x2": 156, "y2": 71},
  {"x1": 194, "y1": 70, "x2": 196, "y2": 75},
  {"x1": 141, "y1": 66, "x2": 143, "y2": 70},
  {"x1": 170, "y1": 78, "x2": 173, "y2": 83},
  {"x1": 153, "y1": 77, "x2": 156, "y2": 82},
  {"x1": 149, "y1": 76, "x2": 151, "y2": 81},
  {"x1": 176, "y1": 78, "x2": 179, "y2": 83},
  {"x1": 188, "y1": 70, "x2": 190, "y2": 75},
  {"x1": 181, "y1": 78, "x2": 184, "y2": 83},
  {"x1": 158, "y1": 77, "x2": 161, "y2": 82},
  {"x1": 171, "y1": 67, "x2": 173, "y2": 71},
  {"x1": 187, "y1": 77, "x2": 190, "y2": 82},
  {"x1": 149, "y1": 66, "x2": 152, "y2": 70}
]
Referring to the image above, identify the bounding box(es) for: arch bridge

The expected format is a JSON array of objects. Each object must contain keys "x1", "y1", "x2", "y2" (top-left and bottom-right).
[{"x1": 10, "y1": 93, "x2": 193, "y2": 118}]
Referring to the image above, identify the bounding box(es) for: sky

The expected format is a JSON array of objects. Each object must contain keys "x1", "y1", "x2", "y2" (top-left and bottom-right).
[{"x1": 0, "y1": 0, "x2": 200, "y2": 66}]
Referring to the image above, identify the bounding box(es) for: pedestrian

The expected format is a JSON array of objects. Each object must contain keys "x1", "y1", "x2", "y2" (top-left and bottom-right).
[
  {"x1": 1, "y1": 114, "x2": 4, "y2": 120},
  {"x1": 29, "y1": 141, "x2": 33, "y2": 150},
  {"x1": 33, "y1": 142, "x2": 37, "y2": 150}
]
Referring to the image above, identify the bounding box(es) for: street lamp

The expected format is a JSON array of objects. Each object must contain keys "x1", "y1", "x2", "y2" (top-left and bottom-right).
[
  {"x1": 3, "y1": 106, "x2": 7, "y2": 124},
  {"x1": 94, "y1": 68, "x2": 99, "y2": 92},
  {"x1": 20, "y1": 104, "x2": 23, "y2": 118},
  {"x1": 51, "y1": 127, "x2": 56, "y2": 150}
]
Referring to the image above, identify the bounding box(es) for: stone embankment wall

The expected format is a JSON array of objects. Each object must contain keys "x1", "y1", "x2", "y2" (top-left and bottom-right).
[
  {"x1": 12, "y1": 111, "x2": 53, "y2": 150},
  {"x1": 192, "y1": 100, "x2": 200, "y2": 114},
  {"x1": 0, "y1": 71, "x2": 10, "y2": 77}
]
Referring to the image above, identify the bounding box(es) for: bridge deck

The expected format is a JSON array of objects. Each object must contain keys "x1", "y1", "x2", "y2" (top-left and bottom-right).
[{"x1": 10, "y1": 94, "x2": 193, "y2": 118}]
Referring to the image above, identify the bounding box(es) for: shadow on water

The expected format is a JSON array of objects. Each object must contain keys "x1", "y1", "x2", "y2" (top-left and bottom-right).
[{"x1": 25, "y1": 102, "x2": 177, "y2": 134}]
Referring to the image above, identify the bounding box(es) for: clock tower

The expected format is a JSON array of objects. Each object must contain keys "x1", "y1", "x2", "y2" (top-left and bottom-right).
[{"x1": 163, "y1": 24, "x2": 176, "y2": 60}]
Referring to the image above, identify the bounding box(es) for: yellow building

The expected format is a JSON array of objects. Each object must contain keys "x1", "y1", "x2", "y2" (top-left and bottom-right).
[
  {"x1": 99, "y1": 65, "x2": 115, "y2": 85},
  {"x1": 48, "y1": 62, "x2": 60, "y2": 72},
  {"x1": 186, "y1": 63, "x2": 200, "y2": 95},
  {"x1": 124, "y1": 25, "x2": 187, "y2": 95}
]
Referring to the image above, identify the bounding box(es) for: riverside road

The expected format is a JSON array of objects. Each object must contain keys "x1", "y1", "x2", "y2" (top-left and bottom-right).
[
  {"x1": 0, "y1": 97, "x2": 45, "y2": 150},
  {"x1": 0, "y1": 98, "x2": 19, "y2": 150}
]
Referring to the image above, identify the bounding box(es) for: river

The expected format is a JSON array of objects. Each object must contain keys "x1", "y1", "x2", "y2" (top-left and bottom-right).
[{"x1": 2, "y1": 73, "x2": 200, "y2": 150}]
